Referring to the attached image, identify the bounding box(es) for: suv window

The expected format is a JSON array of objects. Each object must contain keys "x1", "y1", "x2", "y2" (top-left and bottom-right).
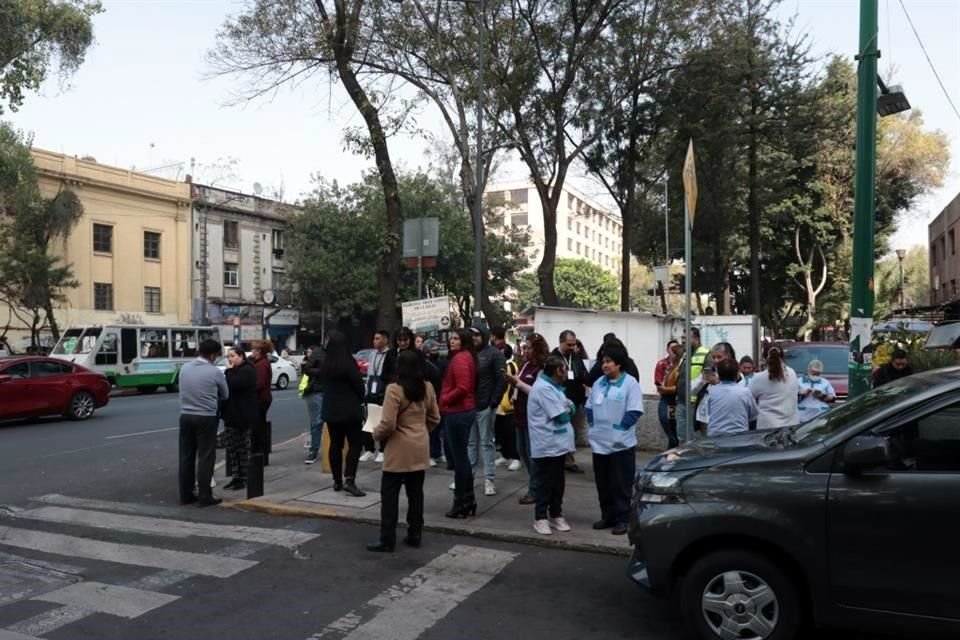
[
  {"x1": 783, "y1": 345, "x2": 847, "y2": 376},
  {"x1": 873, "y1": 403, "x2": 960, "y2": 472}
]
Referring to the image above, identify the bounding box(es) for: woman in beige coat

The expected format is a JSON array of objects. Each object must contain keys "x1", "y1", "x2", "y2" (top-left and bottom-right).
[{"x1": 367, "y1": 349, "x2": 441, "y2": 552}]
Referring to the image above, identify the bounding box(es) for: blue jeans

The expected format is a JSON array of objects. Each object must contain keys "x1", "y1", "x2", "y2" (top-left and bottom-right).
[
  {"x1": 307, "y1": 393, "x2": 324, "y2": 453},
  {"x1": 658, "y1": 397, "x2": 678, "y2": 449},
  {"x1": 444, "y1": 410, "x2": 476, "y2": 501},
  {"x1": 468, "y1": 407, "x2": 497, "y2": 481},
  {"x1": 515, "y1": 427, "x2": 538, "y2": 498}
]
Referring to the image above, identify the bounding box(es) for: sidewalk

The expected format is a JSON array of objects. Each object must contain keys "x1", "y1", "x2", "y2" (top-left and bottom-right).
[{"x1": 224, "y1": 436, "x2": 656, "y2": 556}]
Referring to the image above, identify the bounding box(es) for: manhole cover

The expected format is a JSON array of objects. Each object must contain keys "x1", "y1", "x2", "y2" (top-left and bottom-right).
[{"x1": 0, "y1": 561, "x2": 80, "y2": 606}]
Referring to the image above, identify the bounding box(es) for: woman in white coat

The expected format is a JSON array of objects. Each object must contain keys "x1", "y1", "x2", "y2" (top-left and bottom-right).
[{"x1": 749, "y1": 347, "x2": 800, "y2": 429}]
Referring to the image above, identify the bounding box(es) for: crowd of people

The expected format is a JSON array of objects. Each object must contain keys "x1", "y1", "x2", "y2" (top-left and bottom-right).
[{"x1": 175, "y1": 327, "x2": 921, "y2": 550}]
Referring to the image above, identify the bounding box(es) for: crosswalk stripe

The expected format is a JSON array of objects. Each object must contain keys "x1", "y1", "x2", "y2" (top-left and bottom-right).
[
  {"x1": 309, "y1": 545, "x2": 517, "y2": 640},
  {"x1": 0, "y1": 629, "x2": 42, "y2": 640},
  {"x1": 16, "y1": 505, "x2": 318, "y2": 549},
  {"x1": 34, "y1": 582, "x2": 179, "y2": 619},
  {"x1": 0, "y1": 526, "x2": 256, "y2": 578}
]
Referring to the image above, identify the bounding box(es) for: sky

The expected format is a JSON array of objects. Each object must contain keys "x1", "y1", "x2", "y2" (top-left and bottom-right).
[{"x1": 7, "y1": 0, "x2": 960, "y2": 253}]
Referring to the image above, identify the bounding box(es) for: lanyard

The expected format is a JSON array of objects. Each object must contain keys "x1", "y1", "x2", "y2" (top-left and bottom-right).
[{"x1": 373, "y1": 351, "x2": 385, "y2": 377}]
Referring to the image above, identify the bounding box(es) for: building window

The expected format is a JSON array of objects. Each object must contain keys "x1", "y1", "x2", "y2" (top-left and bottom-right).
[
  {"x1": 272, "y1": 229, "x2": 284, "y2": 251},
  {"x1": 510, "y1": 189, "x2": 528, "y2": 204},
  {"x1": 93, "y1": 224, "x2": 113, "y2": 253},
  {"x1": 94, "y1": 283, "x2": 113, "y2": 310},
  {"x1": 932, "y1": 243, "x2": 938, "y2": 266},
  {"x1": 224, "y1": 262, "x2": 239, "y2": 288},
  {"x1": 567, "y1": 218, "x2": 572, "y2": 230},
  {"x1": 272, "y1": 269, "x2": 286, "y2": 291},
  {"x1": 951, "y1": 230, "x2": 956, "y2": 255},
  {"x1": 144, "y1": 286, "x2": 161, "y2": 313},
  {"x1": 488, "y1": 191, "x2": 505, "y2": 205},
  {"x1": 224, "y1": 220, "x2": 239, "y2": 249},
  {"x1": 953, "y1": 280, "x2": 958, "y2": 297},
  {"x1": 143, "y1": 231, "x2": 161, "y2": 260},
  {"x1": 511, "y1": 212, "x2": 528, "y2": 227},
  {"x1": 576, "y1": 222, "x2": 581, "y2": 234},
  {"x1": 576, "y1": 241, "x2": 581, "y2": 255},
  {"x1": 567, "y1": 238, "x2": 573, "y2": 251}
]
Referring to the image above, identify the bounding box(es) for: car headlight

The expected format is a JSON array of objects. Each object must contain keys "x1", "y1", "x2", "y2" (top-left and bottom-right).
[{"x1": 637, "y1": 471, "x2": 690, "y2": 504}]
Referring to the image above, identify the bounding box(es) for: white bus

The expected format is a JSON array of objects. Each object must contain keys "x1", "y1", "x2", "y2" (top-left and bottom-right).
[{"x1": 51, "y1": 325, "x2": 218, "y2": 393}]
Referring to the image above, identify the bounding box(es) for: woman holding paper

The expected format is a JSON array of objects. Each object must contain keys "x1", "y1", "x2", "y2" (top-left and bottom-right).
[{"x1": 319, "y1": 331, "x2": 367, "y2": 496}]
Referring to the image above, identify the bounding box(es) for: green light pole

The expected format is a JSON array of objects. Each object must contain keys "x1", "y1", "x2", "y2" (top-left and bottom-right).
[{"x1": 848, "y1": 0, "x2": 879, "y2": 399}]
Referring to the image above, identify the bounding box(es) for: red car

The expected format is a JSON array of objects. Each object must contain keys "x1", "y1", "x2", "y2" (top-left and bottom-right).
[
  {"x1": 0, "y1": 356, "x2": 111, "y2": 421},
  {"x1": 353, "y1": 348, "x2": 377, "y2": 376},
  {"x1": 781, "y1": 341, "x2": 849, "y2": 400}
]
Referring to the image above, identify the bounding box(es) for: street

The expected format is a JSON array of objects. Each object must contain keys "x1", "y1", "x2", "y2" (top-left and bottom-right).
[{"x1": 0, "y1": 392, "x2": 866, "y2": 639}]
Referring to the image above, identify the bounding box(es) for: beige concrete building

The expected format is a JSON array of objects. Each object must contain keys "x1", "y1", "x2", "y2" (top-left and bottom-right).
[
  {"x1": 2, "y1": 150, "x2": 192, "y2": 342},
  {"x1": 485, "y1": 180, "x2": 624, "y2": 277},
  {"x1": 928, "y1": 192, "x2": 960, "y2": 305}
]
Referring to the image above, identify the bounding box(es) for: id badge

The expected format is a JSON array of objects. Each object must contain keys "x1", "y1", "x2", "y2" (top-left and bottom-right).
[
  {"x1": 370, "y1": 380, "x2": 378, "y2": 394},
  {"x1": 567, "y1": 369, "x2": 574, "y2": 381},
  {"x1": 512, "y1": 387, "x2": 519, "y2": 401},
  {"x1": 594, "y1": 393, "x2": 604, "y2": 406}
]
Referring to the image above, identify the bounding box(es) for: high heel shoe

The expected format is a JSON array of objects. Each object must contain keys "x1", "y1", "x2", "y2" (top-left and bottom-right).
[{"x1": 444, "y1": 498, "x2": 478, "y2": 519}]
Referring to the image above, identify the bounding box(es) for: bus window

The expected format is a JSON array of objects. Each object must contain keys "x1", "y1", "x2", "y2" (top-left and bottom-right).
[
  {"x1": 140, "y1": 329, "x2": 170, "y2": 358},
  {"x1": 54, "y1": 328, "x2": 84, "y2": 354},
  {"x1": 172, "y1": 330, "x2": 198, "y2": 358},
  {"x1": 95, "y1": 333, "x2": 119, "y2": 365},
  {"x1": 76, "y1": 328, "x2": 102, "y2": 354},
  {"x1": 198, "y1": 329, "x2": 217, "y2": 344},
  {"x1": 121, "y1": 329, "x2": 137, "y2": 364}
]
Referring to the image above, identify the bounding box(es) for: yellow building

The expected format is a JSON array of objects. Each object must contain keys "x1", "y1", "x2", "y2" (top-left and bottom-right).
[{"x1": 3, "y1": 150, "x2": 192, "y2": 343}]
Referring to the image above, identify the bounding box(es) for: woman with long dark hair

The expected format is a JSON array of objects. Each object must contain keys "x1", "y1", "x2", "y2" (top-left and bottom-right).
[
  {"x1": 440, "y1": 328, "x2": 478, "y2": 518},
  {"x1": 506, "y1": 332, "x2": 549, "y2": 505},
  {"x1": 222, "y1": 347, "x2": 258, "y2": 491},
  {"x1": 367, "y1": 350, "x2": 441, "y2": 552},
  {"x1": 749, "y1": 346, "x2": 800, "y2": 429},
  {"x1": 320, "y1": 331, "x2": 367, "y2": 496}
]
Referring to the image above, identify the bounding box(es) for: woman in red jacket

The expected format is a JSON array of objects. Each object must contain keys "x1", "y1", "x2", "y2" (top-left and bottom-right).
[
  {"x1": 440, "y1": 328, "x2": 478, "y2": 518},
  {"x1": 251, "y1": 340, "x2": 273, "y2": 454}
]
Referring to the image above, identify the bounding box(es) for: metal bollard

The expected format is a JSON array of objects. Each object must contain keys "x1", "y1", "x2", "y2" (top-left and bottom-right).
[{"x1": 247, "y1": 453, "x2": 264, "y2": 499}]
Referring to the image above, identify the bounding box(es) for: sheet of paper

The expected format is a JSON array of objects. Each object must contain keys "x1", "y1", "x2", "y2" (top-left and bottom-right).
[{"x1": 362, "y1": 403, "x2": 382, "y2": 434}]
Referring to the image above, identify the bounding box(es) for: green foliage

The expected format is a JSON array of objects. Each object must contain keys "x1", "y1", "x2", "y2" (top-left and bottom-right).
[
  {"x1": 0, "y1": 0, "x2": 101, "y2": 114},
  {"x1": 515, "y1": 259, "x2": 619, "y2": 311},
  {"x1": 0, "y1": 122, "x2": 83, "y2": 344}
]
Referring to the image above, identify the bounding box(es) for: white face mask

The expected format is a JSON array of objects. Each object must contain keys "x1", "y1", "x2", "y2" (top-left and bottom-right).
[{"x1": 809, "y1": 375, "x2": 822, "y2": 383}]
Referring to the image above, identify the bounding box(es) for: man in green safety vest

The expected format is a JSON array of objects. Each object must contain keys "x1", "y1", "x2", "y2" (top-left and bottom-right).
[{"x1": 675, "y1": 327, "x2": 710, "y2": 443}]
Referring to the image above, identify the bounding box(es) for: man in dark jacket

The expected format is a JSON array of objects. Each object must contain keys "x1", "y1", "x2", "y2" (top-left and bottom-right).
[
  {"x1": 470, "y1": 327, "x2": 507, "y2": 496},
  {"x1": 302, "y1": 343, "x2": 326, "y2": 464},
  {"x1": 873, "y1": 348, "x2": 914, "y2": 388},
  {"x1": 552, "y1": 329, "x2": 590, "y2": 472}
]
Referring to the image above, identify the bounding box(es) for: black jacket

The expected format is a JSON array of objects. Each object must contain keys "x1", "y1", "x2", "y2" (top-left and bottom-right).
[
  {"x1": 551, "y1": 347, "x2": 589, "y2": 406},
  {"x1": 873, "y1": 363, "x2": 914, "y2": 388},
  {"x1": 303, "y1": 349, "x2": 326, "y2": 395},
  {"x1": 475, "y1": 344, "x2": 507, "y2": 409},
  {"x1": 320, "y1": 362, "x2": 365, "y2": 423},
  {"x1": 587, "y1": 356, "x2": 640, "y2": 386},
  {"x1": 223, "y1": 361, "x2": 259, "y2": 428}
]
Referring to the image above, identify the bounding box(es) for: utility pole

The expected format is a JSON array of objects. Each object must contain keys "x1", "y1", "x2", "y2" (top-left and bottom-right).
[{"x1": 848, "y1": 0, "x2": 879, "y2": 399}]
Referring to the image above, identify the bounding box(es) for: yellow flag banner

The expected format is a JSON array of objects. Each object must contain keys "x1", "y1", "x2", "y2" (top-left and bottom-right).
[{"x1": 682, "y1": 139, "x2": 698, "y2": 228}]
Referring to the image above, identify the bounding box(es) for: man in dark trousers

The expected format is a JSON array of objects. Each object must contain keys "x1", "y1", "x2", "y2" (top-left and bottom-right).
[
  {"x1": 470, "y1": 327, "x2": 507, "y2": 495},
  {"x1": 552, "y1": 329, "x2": 589, "y2": 473},
  {"x1": 178, "y1": 339, "x2": 229, "y2": 507}
]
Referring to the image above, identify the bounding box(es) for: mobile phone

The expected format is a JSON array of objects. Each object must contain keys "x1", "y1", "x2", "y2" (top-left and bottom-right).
[{"x1": 702, "y1": 366, "x2": 716, "y2": 376}]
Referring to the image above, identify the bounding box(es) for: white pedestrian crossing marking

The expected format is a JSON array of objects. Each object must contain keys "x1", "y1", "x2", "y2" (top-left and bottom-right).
[
  {"x1": 15, "y1": 505, "x2": 318, "y2": 549},
  {"x1": 34, "y1": 582, "x2": 179, "y2": 618},
  {"x1": 0, "y1": 525, "x2": 256, "y2": 578},
  {"x1": 0, "y1": 629, "x2": 42, "y2": 640},
  {"x1": 309, "y1": 545, "x2": 517, "y2": 640}
]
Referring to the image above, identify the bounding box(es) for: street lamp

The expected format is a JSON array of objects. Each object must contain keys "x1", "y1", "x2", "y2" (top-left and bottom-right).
[{"x1": 896, "y1": 248, "x2": 906, "y2": 309}]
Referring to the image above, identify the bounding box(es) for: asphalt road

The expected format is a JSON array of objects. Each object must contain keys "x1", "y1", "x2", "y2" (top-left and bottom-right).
[{"x1": 0, "y1": 391, "x2": 890, "y2": 640}]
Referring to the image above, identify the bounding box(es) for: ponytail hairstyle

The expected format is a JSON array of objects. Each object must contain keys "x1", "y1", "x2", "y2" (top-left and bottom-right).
[{"x1": 767, "y1": 347, "x2": 786, "y2": 382}]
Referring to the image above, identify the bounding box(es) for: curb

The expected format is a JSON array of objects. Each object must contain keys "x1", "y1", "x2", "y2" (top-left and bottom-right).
[{"x1": 225, "y1": 498, "x2": 631, "y2": 557}]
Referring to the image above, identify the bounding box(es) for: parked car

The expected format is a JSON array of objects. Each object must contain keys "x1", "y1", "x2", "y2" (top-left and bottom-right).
[
  {"x1": 354, "y1": 348, "x2": 377, "y2": 377},
  {"x1": 627, "y1": 367, "x2": 960, "y2": 640},
  {"x1": 0, "y1": 356, "x2": 111, "y2": 421},
  {"x1": 781, "y1": 341, "x2": 849, "y2": 399},
  {"x1": 215, "y1": 353, "x2": 298, "y2": 390}
]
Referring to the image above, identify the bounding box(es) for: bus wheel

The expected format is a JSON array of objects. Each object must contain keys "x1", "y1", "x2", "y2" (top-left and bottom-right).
[{"x1": 137, "y1": 386, "x2": 158, "y2": 394}]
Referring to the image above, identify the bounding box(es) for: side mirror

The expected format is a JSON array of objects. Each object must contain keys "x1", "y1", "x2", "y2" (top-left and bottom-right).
[{"x1": 842, "y1": 436, "x2": 893, "y2": 474}]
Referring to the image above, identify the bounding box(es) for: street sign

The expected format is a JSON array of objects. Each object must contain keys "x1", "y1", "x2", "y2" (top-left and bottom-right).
[
  {"x1": 682, "y1": 139, "x2": 698, "y2": 227},
  {"x1": 401, "y1": 297, "x2": 452, "y2": 333},
  {"x1": 402, "y1": 218, "x2": 440, "y2": 258}
]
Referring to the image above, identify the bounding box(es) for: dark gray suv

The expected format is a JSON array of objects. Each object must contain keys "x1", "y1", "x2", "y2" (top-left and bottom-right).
[{"x1": 627, "y1": 367, "x2": 960, "y2": 640}]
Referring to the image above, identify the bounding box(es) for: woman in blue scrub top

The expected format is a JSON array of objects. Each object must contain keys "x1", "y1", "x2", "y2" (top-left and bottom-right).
[{"x1": 586, "y1": 346, "x2": 644, "y2": 535}]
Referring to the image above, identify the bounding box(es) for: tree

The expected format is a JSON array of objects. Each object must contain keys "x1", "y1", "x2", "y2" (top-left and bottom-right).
[
  {"x1": 210, "y1": 0, "x2": 406, "y2": 331},
  {"x1": 0, "y1": 123, "x2": 83, "y2": 346},
  {"x1": 0, "y1": 0, "x2": 101, "y2": 114},
  {"x1": 515, "y1": 258, "x2": 618, "y2": 311}
]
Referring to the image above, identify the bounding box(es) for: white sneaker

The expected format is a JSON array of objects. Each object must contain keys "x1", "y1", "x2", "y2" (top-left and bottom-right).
[
  {"x1": 374, "y1": 452, "x2": 384, "y2": 463},
  {"x1": 533, "y1": 519, "x2": 552, "y2": 535},
  {"x1": 508, "y1": 459, "x2": 522, "y2": 471},
  {"x1": 437, "y1": 455, "x2": 446, "y2": 464},
  {"x1": 429, "y1": 458, "x2": 438, "y2": 467},
  {"x1": 449, "y1": 481, "x2": 456, "y2": 491},
  {"x1": 359, "y1": 451, "x2": 375, "y2": 462},
  {"x1": 549, "y1": 517, "x2": 571, "y2": 532},
  {"x1": 303, "y1": 436, "x2": 310, "y2": 449},
  {"x1": 484, "y1": 479, "x2": 497, "y2": 496},
  {"x1": 210, "y1": 477, "x2": 217, "y2": 489},
  {"x1": 495, "y1": 456, "x2": 508, "y2": 467}
]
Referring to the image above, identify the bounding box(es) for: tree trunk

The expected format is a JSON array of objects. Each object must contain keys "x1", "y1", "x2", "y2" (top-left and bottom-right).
[
  {"x1": 534, "y1": 183, "x2": 561, "y2": 306},
  {"x1": 748, "y1": 126, "x2": 761, "y2": 316},
  {"x1": 44, "y1": 300, "x2": 61, "y2": 341},
  {"x1": 620, "y1": 186, "x2": 634, "y2": 311},
  {"x1": 722, "y1": 266, "x2": 732, "y2": 315}
]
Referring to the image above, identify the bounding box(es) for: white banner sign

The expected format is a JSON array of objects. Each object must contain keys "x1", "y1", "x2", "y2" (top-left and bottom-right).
[
  {"x1": 401, "y1": 297, "x2": 452, "y2": 333},
  {"x1": 263, "y1": 309, "x2": 300, "y2": 326}
]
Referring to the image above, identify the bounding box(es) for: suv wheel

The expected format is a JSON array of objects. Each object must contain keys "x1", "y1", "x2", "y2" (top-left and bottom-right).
[{"x1": 680, "y1": 550, "x2": 800, "y2": 640}]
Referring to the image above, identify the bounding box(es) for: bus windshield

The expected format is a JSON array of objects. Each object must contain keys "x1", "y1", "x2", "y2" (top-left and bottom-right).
[{"x1": 53, "y1": 328, "x2": 101, "y2": 355}]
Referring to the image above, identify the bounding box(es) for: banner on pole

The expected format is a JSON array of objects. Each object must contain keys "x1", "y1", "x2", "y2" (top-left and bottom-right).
[{"x1": 682, "y1": 139, "x2": 698, "y2": 227}]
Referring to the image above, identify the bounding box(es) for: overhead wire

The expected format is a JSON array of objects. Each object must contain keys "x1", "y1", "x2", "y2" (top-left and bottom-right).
[{"x1": 897, "y1": 0, "x2": 960, "y2": 122}]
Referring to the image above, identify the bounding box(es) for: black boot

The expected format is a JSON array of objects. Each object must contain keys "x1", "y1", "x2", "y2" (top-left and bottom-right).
[
  {"x1": 366, "y1": 538, "x2": 395, "y2": 552},
  {"x1": 344, "y1": 479, "x2": 366, "y2": 497},
  {"x1": 403, "y1": 529, "x2": 422, "y2": 548},
  {"x1": 444, "y1": 497, "x2": 463, "y2": 519},
  {"x1": 461, "y1": 493, "x2": 478, "y2": 517}
]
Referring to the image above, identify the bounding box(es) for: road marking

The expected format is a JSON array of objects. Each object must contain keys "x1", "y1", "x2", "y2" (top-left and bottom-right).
[
  {"x1": 0, "y1": 628, "x2": 44, "y2": 640},
  {"x1": 15, "y1": 505, "x2": 318, "y2": 549},
  {"x1": 104, "y1": 427, "x2": 178, "y2": 440},
  {"x1": 0, "y1": 526, "x2": 256, "y2": 578},
  {"x1": 309, "y1": 545, "x2": 517, "y2": 640},
  {"x1": 34, "y1": 581, "x2": 178, "y2": 618}
]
